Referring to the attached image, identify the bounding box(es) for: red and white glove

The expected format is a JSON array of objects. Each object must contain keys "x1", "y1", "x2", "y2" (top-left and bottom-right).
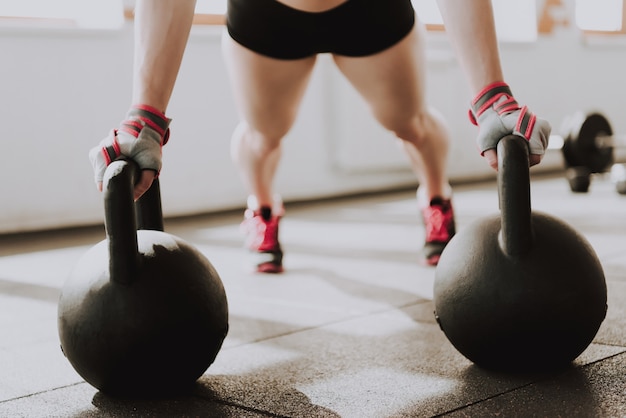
[
  {"x1": 469, "y1": 82, "x2": 551, "y2": 159},
  {"x1": 89, "y1": 105, "x2": 171, "y2": 185}
]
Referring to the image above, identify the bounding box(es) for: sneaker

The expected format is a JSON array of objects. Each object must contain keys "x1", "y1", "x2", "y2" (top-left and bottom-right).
[
  {"x1": 240, "y1": 204, "x2": 284, "y2": 273},
  {"x1": 419, "y1": 197, "x2": 456, "y2": 266}
]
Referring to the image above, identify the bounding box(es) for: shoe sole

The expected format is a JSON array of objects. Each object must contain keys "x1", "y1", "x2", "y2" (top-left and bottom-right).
[
  {"x1": 256, "y1": 263, "x2": 284, "y2": 274},
  {"x1": 250, "y1": 251, "x2": 283, "y2": 274},
  {"x1": 419, "y1": 254, "x2": 441, "y2": 267},
  {"x1": 419, "y1": 241, "x2": 447, "y2": 267}
]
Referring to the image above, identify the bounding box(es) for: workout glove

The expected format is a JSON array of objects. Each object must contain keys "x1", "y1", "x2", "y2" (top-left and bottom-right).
[
  {"x1": 469, "y1": 82, "x2": 551, "y2": 157},
  {"x1": 89, "y1": 105, "x2": 171, "y2": 185}
]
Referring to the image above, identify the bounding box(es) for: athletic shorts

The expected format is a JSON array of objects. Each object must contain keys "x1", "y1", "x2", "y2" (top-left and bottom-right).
[{"x1": 226, "y1": 0, "x2": 416, "y2": 60}]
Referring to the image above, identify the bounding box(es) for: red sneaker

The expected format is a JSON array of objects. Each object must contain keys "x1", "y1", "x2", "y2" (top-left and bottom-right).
[
  {"x1": 419, "y1": 197, "x2": 456, "y2": 266},
  {"x1": 241, "y1": 206, "x2": 284, "y2": 273}
]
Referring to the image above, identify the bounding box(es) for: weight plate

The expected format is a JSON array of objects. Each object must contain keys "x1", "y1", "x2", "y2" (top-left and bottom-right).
[
  {"x1": 563, "y1": 112, "x2": 614, "y2": 173},
  {"x1": 566, "y1": 166, "x2": 591, "y2": 193}
]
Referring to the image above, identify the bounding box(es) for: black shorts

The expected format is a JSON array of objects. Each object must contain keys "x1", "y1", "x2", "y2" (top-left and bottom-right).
[{"x1": 226, "y1": 0, "x2": 416, "y2": 60}]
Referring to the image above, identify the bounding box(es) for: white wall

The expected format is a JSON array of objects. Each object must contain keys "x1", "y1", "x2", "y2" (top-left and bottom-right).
[{"x1": 1, "y1": 1, "x2": 626, "y2": 234}]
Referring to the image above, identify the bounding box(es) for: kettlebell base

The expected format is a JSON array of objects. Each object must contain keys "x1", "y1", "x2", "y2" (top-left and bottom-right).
[
  {"x1": 434, "y1": 212, "x2": 607, "y2": 372},
  {"x1": 58, "y1": 231, "x2": 229, "y2": 397}
]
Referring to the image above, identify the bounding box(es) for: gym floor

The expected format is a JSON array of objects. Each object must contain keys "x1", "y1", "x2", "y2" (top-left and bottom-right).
[{"x1": 1, "y1": 170, "x2": 625, "y2": 417}]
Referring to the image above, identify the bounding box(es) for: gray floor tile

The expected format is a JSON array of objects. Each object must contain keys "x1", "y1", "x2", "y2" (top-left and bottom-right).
[{"x1": 440, "y1": 352, "x2": 626, "y2": 418}]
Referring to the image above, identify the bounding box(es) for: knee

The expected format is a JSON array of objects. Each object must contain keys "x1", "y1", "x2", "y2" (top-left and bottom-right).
[
  {"x1": 231, "y1": 121, "x2": 284, "y2": 158},
  {"x1": 391, "y1": 109, "x2": 449, "y2": 149}
]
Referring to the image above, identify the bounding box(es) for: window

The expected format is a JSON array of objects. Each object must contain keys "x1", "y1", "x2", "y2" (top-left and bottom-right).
[
  {"x1": 11, "y1": 0, "x2": 623, "y2": 40},
  {"x1": 121, "y1": 0, "x2": 226, "y2": 25},
  {"x1": 195, "y1": 0, "x2": 226, "y2": 15},
  {"x1": 412, "y1": 0, "x2": 444, "y2": 30},
  {"x1": 539, "y1": 0, "x2": 626, "y2": 35},
  {"x1": 413, "y1": 0, "x2": 537, "y2": 42},
  {"x1": 576, "y1": 0, "x2": 626, "y2": 33},
  {"x1": 191, "y1": 0, "x2": 226, "y2": 24},
  {"x1": 194, "y1": 0, "x2": 538, "y2": 41},
  {"x1": 492, "y1": 0, "x2": 538, "y2": 42},
  {"x1": 0, "y1": 0, "x2": 124, "y2": 29}
]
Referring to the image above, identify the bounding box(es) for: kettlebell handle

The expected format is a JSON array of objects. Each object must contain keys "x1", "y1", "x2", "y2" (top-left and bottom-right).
[
  {"x1": 103, "y1": 159, "x2": 165, "y2": 285},
  {"x1": 136, "y1": 178, "x2": 165, "y2": 231},
  {"x1": 497, "y1": 135, "x2": 533, "y2": 256}
]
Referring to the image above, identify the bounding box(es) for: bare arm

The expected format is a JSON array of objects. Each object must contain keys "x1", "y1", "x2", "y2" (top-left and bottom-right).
[
  {"x1": 90, "y1": 0, "x2": 197, "y2": 199},
  {"x1": 132, "y1": 0, "x2": 196, "y2": 197},
  {"x1": 435, "y1": 0, "x2": 549, "y2": 168},
  {"x1": 132, "y1": 0, "x2": 197, "y2": 111},
  {"x1": 435, "y1": 0, "x2": 504, "y2": 93}
]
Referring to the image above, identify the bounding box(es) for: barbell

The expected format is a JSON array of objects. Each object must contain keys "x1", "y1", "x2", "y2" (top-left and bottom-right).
[{"x1": 547, "y1": 111, "x2": 626, "y2": 193}]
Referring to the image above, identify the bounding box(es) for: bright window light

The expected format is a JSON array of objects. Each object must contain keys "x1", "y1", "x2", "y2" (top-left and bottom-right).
[
  {"x1": 196, "y1": 0, "x2": 227, "y2": 15},
  {"x1": 199, "y1": 0, "x2": 445, "y2": 25},
  {"x1": 576, "y1": 0, "x2": 623, "y2": 31},
  {"x1": 492, "y1": 0, "x2": 538, "y2": 42},
  {"x1": 412, "y1": 0, "x2": 443, "y2": 25},
  {"x1": 0, "y1": 0, "x2": 124, "y2": 29},
  {"x1": 413, "y1": 0, "x2": 537, "y2": 42}
]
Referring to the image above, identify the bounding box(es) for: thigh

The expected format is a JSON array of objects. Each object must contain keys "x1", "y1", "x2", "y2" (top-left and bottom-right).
[
  {"x1": 332, "y1": 23, "x2": 427, "y2": 131},
  {"x1": 222, "y1": 33, "x2": 317, "y2": 140}
]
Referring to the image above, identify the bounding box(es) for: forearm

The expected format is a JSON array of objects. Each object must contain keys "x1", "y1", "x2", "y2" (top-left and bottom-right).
[
  {"x1": 132, "y1": 0, "x2": 197, "y2": 111},
  {"x1": 436, "y1": 0, "x2": 504, "y2": 93}
]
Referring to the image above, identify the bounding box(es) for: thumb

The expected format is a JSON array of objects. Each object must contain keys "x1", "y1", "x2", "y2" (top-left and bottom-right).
[
  {"x1": 134, "y1": 170, "x2": 156, "y2": 201},
  {"x1": 529, "y1": 153, "x2": 542, "y2": 167},
  {"x1": 483, "y1": 149, "x2": 498, "y2": 171}
]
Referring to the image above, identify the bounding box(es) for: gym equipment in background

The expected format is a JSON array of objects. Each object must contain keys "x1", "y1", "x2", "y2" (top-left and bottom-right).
[{"x1": 550, "y1": 111, "x2": 626, "y2": 194}]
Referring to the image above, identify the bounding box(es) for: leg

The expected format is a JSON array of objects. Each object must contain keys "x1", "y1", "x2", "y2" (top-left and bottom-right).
[
  {"x1": 222, "y1": 35, "x2": 317, "y2": 208},
  {"x1": 222, "y1": 35, "x2": 317, "y2": 272},
  {"x1": 332, "y1": 21, "x2": 454, "y2": 265},
  {"x1": 333, "y1": 22, "x2": 449, "y2": 202}
]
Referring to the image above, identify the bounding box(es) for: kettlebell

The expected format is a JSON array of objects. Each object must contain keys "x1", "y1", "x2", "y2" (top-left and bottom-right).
[
  {"x1": 434, "y1": 135, "x2": 607, "y2": 371},
  {"x1": 58, "y1": 159, "x2": 229, "y2": 396}
]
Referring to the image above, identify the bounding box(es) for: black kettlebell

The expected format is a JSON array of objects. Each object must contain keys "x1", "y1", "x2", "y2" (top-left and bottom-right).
[
  {"x1": 434, "y1": 135, "x2": 607, "y2": 371},
  {"x1": 58, "y1": 160, "x2": 229, "y2": 396}
]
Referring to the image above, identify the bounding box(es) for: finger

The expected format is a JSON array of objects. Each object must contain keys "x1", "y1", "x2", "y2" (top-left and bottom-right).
[
  {"x1": 483, "y1": 149, "x2": 498, "y2": 171},
  {"x1": 97, "y1": 181, "x2": 103, "y2": 192},
  {"x1": 134, "y1": 170, "x2": 156, "y2": 201},
  {"x1": 529, "y1": 154, "x2": 542, "y2": 167}
]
